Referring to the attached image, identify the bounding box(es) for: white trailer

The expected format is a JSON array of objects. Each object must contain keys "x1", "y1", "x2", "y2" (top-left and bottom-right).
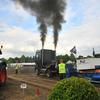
[
  {"x1": 77, "y1": 58, "x2": 100, "y2": 70},
  {"x1": 77, "y1": 58, "x2": 100, "y2": 83}
]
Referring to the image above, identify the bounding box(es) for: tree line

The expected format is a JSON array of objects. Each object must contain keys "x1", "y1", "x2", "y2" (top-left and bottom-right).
[
  {"x1": 0, "y1": 53, "x2": 100, "y2": 64},
  {"x1": 0, "y1": 55, "x2": 34, "y2": 64},
  {"x1": 56, "y1": 53, "x2": 100, "y2": 63},
  {"x1": 0, "y1": 53, "x2": 76, "y2": 64}
]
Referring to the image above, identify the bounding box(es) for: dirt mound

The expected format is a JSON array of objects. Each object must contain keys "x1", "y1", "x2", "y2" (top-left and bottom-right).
[{"x1": 7, "y1": 67, "x2": 35, "y2": 74}]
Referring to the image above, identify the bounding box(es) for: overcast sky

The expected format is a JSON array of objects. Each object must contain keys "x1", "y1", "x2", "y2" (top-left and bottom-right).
[{"x1": 0, "y1": 0, "x2": 100, "y2": 59}]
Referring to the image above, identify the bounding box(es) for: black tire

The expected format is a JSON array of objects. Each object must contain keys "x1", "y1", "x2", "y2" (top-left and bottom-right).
[
  {"x1": 47, "y1": 69, "x2": 52, "y2": 78},
  {"x1": 77, "y1": 74, "x2": 84, "y2": 78},
  {"x1": 35, "y1": 68, "x2": 40, "y2": 75},
  {"x1": 0, "y1": 65, "x2": 6, "y2": 85}
]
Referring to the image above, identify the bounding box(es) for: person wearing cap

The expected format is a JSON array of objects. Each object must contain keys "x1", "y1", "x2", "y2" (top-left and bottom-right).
[{"x1": 55, "y1": 59, "x2": 68, "y2": 80}]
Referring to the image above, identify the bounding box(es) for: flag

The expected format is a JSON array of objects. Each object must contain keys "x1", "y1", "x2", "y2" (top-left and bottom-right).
[
  {"x1": 93, "y1": 48, "x2": 95, "y2": 56},
  {"x1": 70, "y1": 46, "x2": 77, "y2": 54}
]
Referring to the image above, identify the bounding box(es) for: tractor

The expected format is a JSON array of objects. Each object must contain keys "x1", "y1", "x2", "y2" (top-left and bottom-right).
[{"x1": 0, "y1": 45, "x2": 7, "y2": 85}]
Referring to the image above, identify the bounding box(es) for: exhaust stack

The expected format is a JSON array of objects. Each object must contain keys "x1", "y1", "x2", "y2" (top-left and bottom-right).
[
  {"x1": 54, "y1": 47, "x2": 57, "y2": 66},
  {"x1": 55, "y1": 48, "x2": 56, "y2": 61},
  {"x1": 42, "y1": 46, "x2": 43, "y2": 66}
]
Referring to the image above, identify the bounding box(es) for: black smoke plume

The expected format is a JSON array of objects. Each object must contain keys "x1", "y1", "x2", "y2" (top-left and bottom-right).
[{"x1": 12, "y1": 0, "x2": 67, "y2": 49}]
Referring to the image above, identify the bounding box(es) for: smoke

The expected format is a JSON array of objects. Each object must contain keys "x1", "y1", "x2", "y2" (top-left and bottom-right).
[
  {"x1": 12, "y1": 0, "x2": 67, "y2": 49},
  {"x1": 39, "y1": 23, "x2": 47, "y2": 48}
]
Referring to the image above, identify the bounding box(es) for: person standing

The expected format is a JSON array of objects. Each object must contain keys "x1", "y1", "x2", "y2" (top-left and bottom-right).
[
  {"x1": 0, "y1": 49, "x2": 2, "y2": 55},
  {"x1": 15, "y1": 64, "x2": 18, "y2": 74},
  {"x1": 55, "y1": 59, "x2": 68, "y2": 80}
]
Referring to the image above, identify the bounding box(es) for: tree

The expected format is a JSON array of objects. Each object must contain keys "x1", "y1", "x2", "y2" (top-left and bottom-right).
[
  {"x1": 20, "y1": 55, "x2": 25, "y2": 63},
  {"x1": 77, "y1": 55, "x2": 84, "y2": 59},
  {"x1": 56, "y1": 55, "x2": 60, "y2": 64},
  {"x1": 27, "y1": 57, "x2": 34, "y2": 62},
  {"x1": 70, "y1": 53, "x2": 76, "y2": 63},
  {"x1": 25, "y1": 56, "x2": 30, "y2": 62},
  {"x1": 15, "y1": 57, "x2": 20, "y2": 63},
  {"x1": 56, "y1": 54, "x2": 69, "y2": 63},
  {"x1": 0, "y1": 58, "x2": 7, "y2": 63},
  {"x1": 33, "y1": 56, "x2": 35, "y2": 62},
  {"x1": 62, "y1": 54, "x2": 69, "y2": 63},
  {"x1": 94, "y1": 54, "x2": 100, "y2": 58},
  {"x1": 7, "y1": 57, "x2": 13, "y2": 64},
  {"x1": 87, "y1": 55, "x2": 92, "y2": 58}
]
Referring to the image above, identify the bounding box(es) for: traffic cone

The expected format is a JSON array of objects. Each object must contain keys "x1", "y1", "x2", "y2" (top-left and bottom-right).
[{"x1": 36, "y1": 87, "x2": 39, "y2": 96}]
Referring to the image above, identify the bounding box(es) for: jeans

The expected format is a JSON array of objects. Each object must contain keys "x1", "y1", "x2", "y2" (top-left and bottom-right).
[{"x1": 59, "y1": 73, "x2": 66, "y2": 80}]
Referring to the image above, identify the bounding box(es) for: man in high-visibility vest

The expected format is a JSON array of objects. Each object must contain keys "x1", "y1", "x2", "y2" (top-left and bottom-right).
[
  {"x1": 15, "y1": 64, "x2": 18, "y2": 74},
  {"x1": 55, "y1": 59, "x2": 68, "y2": 80}
]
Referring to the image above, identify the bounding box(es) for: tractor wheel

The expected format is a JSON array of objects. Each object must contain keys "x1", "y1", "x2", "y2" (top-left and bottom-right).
[
  {"x1": 77, "y1": 74, "x2": 84, "y2": 78},
  {"x1": 0, "y1": 65, "x2": 6, "y2": 85},
  {"x1": 47, "y1": 69, "x2": 52, "y2": 78},
  {"x1": 35, "y1": 68, "x2": 40, "y2": 75}
]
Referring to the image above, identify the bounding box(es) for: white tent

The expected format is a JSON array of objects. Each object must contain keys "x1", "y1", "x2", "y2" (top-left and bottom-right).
[{"x1": 66, "y1": 60, "x2": 73, "y2": 64}]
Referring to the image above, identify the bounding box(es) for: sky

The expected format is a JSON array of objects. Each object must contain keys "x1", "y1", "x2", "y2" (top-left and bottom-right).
[{"x1": 0, "y1": 0, "x2": 100, "y2": 59}]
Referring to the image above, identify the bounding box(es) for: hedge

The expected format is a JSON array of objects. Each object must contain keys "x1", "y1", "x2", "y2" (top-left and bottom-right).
[{"x1": 48, "y1": 77, "x2": 100, "y2": 100}]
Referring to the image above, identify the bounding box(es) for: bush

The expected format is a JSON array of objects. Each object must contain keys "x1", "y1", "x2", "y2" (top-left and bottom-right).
[{"x1": 48, "y1": 77, "x2": 100, "y2": 100}]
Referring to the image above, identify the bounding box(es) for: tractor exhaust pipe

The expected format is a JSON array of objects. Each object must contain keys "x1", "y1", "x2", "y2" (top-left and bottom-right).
[
  {"x1": 42, "y1": 46, "x2": 43, "y2": 66},
  {"x1": 55, "y1": 49, "x2": 56, "y2": 61},
  {"x1": 54, "y1": 48, "x2": 57, "y2": 66}
]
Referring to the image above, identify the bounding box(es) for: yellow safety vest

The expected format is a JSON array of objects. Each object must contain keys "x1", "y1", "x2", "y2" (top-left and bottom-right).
[
  {"x1": 15, "y1": 66, "x2": 18, "y2": 70},
  {"x1": 59, "y1": 63, "x2": 66, "y2": 73}
]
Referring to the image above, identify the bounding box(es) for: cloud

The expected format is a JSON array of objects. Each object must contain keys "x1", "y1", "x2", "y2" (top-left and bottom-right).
[
  {"x1": 57, "y1": 0, "x2": 100, "y2": 56},
  {"x1": 0, "y1": 0, "x2": 100, "y2": 59},
  {"x1": 27, "y1": 40, "x2": 39, "y2": 46},
  {"x1": 16, "y1": 16, "x2": 25, "y2": 23},
  {"x1": 57, "y1": 16, "x2": 100, "y2": 56},
  {"x1": 0, "y1": 21, "x2": 41, "y2": 58},
  {"x1": 4, "y1": 43, "x2": 14, "y2": 49},
  {"x1": 0, "y1": 0, "x2": 30, "y2": 25},
  {"x1": 20, "y1": 46, "x2": 34, "y2": 52}
]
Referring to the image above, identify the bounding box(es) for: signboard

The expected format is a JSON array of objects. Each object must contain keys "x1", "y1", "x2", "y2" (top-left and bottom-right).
[
  {"x1": 20, "y1": 83, "x2": 27, "y2": 89},
  {"x1": 20, "y1": 83, "x2": 27, "y2": 95}
]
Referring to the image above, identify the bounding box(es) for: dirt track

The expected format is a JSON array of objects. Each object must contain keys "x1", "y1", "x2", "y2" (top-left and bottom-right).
[
  {"x1": 7, "y1": 73, "x2": 59, "y2": 90},
  {"x1": 0, "y1": 67, "x2": 100, "y2": 100},
  {"x1": 7, "y1": 67, "x2": 60, "y2": 90},
  {"x1": 0, "y1": 78, "x2": 50, "y2": 100},
  {"x1": 1, "y1": 67, "x2": 59, "y2": 100}
]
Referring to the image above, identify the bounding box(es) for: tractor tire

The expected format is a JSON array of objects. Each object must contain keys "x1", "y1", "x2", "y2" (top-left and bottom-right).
[
  {"x1": 47, "y1": 69, "x2": 52, "y2": 78},
  {"x1": 35, "y1": 68, "x2": 40, "y2": 75},
  {"x1": 0, "y1": 65, "x2": 6, "y2": 85},
  {"x1": 77, "y1": 74, "x2": 84, "y2": 78}
]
